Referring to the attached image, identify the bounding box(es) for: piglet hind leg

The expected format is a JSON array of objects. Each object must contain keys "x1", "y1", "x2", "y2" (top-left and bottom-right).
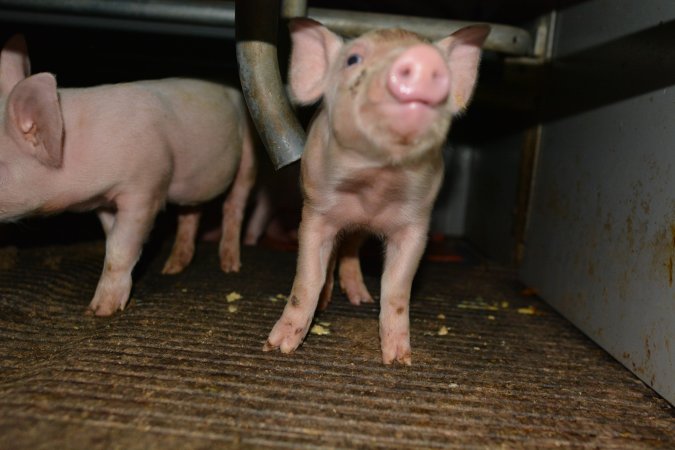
[
  {"x1": 264, "y1": 211, "x2": 337, "y2": 354},
  {"x1": 220, "y1": 126, "x2": 257, "y2": 273},
  {"x1": 243, "y1": 187, "x2": 272, "y2": 246},
  {"x1": 162, "y1": 207, "x2": 201, "y2": 274},
  {"x1": 86, "y1": 196, "x2": 161, "y2": 316},
  {"x1": 379, "y1": 225, "x2": 428, "y2": 365},
  {"x1": 338, "y1": 231, "x2": 374, "y2": 305}
]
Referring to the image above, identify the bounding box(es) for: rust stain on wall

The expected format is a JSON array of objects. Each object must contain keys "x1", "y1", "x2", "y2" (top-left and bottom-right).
[
  {"x1": 670, "y1": 224, "x2": 675, "y2": 287},
  {"x1": 648, "y1": 222, "x2": 675, "y2": 287},
  {"x1": 626, "y1": 215, "x2": 634, "y2": 253}
]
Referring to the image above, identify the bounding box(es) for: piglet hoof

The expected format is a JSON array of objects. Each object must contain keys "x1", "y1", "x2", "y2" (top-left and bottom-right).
[
  {"x1": 381, "y1": 334, "x2": 412, "y2": 366},
  {"x1": 86, "y1": 280, "x2": 131, "y2": 317},
  {"x1": 85, "y1": 300, "x2": 123, "y2": 317},
  {"x1": 340, "y1": 280, "x2": 374, "y2": 306},
  {"x1": 161, "y1": 241, "x2": 194, "y2": 275},
  {"x1": 219, "y1": 245, "x2": 241, "y2": 273},
  {"x1": 347, "y1": 291, "x2": 374, "y2": 306},
  {"x1": 220, "y1": 258, "x2": 241, "y2": 273},
  {"x1": 263, "y1": 317, "x2": 310, "y2": 354},
  {"x1": 161, "y1": 257, "x2": 189, "y2": 275},
  {"x1": 243, "y1": 234, "x2": 258, "y2": 246}
]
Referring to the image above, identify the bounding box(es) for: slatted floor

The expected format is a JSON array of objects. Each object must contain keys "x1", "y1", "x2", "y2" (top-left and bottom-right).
[{"x1": 0, "y1": 237, "x2": 673, "y2": 449}]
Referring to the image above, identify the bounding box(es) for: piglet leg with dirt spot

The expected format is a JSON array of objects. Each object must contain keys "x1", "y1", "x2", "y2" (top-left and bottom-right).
[{"x1": 264, "y1": 210, "x2": 338, "y2": 353}]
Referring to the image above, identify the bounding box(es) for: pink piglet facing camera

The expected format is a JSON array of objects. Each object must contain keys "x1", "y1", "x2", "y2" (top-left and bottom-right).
[
  {"x1": 263, "y1": 19, "x2": 490, "y2": 364},
  {"x1": 0, "y1": 35, "x2": 256, "y2": 316}
]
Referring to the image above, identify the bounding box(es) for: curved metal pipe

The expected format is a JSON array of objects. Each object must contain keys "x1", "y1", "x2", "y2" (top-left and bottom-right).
[{"x1": 235, "y1": 0, "x2": 305, "y2": 169}]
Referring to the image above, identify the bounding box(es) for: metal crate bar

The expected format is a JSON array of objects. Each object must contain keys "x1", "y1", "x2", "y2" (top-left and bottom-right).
[{"x1": 0, "y1": 0, "x2": 532, "y2": 55}]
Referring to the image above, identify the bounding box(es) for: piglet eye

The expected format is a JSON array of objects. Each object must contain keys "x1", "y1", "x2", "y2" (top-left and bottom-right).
[{"x1": 346, "y1": 53, "x2": 363, "y2": 66}]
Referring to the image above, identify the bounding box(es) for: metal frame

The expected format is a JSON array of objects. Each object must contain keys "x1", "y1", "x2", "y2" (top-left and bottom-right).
[{"x1": 0, "y1": 0, "x2": 535, "y2": 168}]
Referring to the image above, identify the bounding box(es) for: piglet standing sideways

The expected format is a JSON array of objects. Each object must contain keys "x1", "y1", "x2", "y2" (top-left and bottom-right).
[
  {"x1": 0, "y1": 35, "x2": 256, "y2": 316},
  {"x1": 264, "y1": 19, "x2": 490, "y2": 364}
]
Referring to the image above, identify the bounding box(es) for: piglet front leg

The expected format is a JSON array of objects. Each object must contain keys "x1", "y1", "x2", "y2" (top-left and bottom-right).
[
  {"x1": 87, "y1": 195, "x2": 161, "y2": 316},
  {"x1": 379, "y1": 224, "x2": 428, "y2": 365},
  {"x1": 264, "y1": 209, "x2": 337, "y2": 353}
]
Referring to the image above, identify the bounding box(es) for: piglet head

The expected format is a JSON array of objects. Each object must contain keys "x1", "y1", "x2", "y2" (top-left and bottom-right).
[
  {"x1": 288, "y1": 19, "x2": 489, "y2": 164},
  {"x1": 0, "y1": 35, "x2": 64, "y2": 218}
]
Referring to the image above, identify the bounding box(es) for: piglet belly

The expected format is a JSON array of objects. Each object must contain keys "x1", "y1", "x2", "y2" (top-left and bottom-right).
[{"x1": 167, "y1": 160, "x2": 238, "y2": 206}]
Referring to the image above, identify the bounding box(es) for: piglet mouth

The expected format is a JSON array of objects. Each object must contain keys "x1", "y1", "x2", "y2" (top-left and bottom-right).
[{"x1": 380, "y1": 99, "x2": 441, "y2": 140}]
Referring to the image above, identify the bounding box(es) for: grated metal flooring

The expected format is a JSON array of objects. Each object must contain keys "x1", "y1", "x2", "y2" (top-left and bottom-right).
[{"x1": 0, "y1": 239, "x2": 673, "y2": 449}]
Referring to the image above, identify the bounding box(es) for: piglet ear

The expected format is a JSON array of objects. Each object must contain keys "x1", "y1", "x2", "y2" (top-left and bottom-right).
[
  {"x1": 436, "y1": 25, "x2": 490, "y2": 114},
  {"x1": 288, "y1": 18, "x2": 343, "y2": 105},
  {"x1": 6, "y1": 73, "x2": 64, "y2": 168},
  {"x1": 0, "y1": 34, "x2": 31, "y2": 96}
]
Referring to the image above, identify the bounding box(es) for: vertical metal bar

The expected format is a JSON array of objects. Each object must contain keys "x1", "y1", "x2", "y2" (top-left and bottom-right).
[
  {"x1": 514, "y1": 126, "x2": 541, "y2": 265},
  {"x1": 235, "y1": 0, "x2": 305, "y2": 169},
  {"x1": 514, "y1": 13, "x2": 557, "y2": 265}
]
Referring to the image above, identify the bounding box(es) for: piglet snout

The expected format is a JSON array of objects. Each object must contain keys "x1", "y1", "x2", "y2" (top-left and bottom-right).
[{"x1": 387, "y1": 45, "x2": 450, "y2": 107}]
